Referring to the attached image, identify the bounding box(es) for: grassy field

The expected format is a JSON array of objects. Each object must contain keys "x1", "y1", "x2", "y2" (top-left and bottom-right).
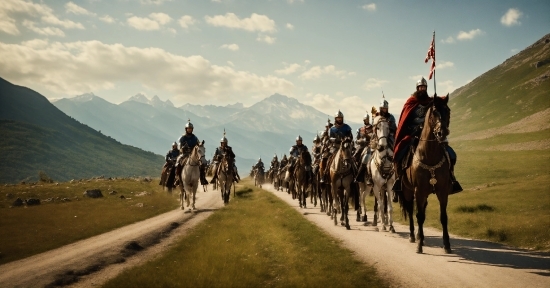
[
  {"x1": 379, "y1": 144, "x2": 550, "y2": 251},
  {"x1": 0, "y1": 178, "x2": 180, "y2": 265},
  {"x1": 103, "y1": 180, "x2": 388, "y2": 288}
]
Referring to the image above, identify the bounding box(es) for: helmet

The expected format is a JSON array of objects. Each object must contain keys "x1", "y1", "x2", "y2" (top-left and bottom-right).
[
  {"x1": 172, "y1": 142, "x2": 178, "y2": 147},
  {"x1": 380, "y1": 99, "x2": 389, "y2": 109},
  {"x1": 335, "y1": 110, "x2": 344, "y2": 118},
  {"x1": 325, "y1": 118, "x2": 333, "y2": 128},
  {"x1": 258, "y1": 158, "x2": 262, "y2": 162},
  {"x1": 185, "y1": 119, "x2": 194, "y2": 129},
  {"x1": 314, "y1": 134, "x2": 321, "y2": 142},
  {"x1": 416, "y1": 77, "x2": 428, "y2": 89},
  {"x1": 274, "y1": 154, "x2": 278, "y2": 159},
  {"x1": 363, "y1": 113, "x2": 369, "y2": 121},
  {"x1": 296, "y1": 135, "x2": 302, "y2": 141},
  {"x1": 221, "y1": 136, "x2": 228, "y2": 143}
]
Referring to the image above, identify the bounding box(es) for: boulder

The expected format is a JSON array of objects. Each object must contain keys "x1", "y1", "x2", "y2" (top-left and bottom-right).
[
  {"x1": 83, "y1": 189, "x2": 103, "y2": 198},
  {"x1": 12, "y1": 198, "x2": 24, "y2": 206},
  {"x1": 26, "y1": 198, "x2": 41, "y2": 205}
]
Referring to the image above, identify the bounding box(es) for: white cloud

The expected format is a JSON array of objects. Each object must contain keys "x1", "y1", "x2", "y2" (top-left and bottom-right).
[
  {"x1": 304, "y1": 93, "x2": 371, "y2": 122},
  {"x1": 441, "y1": 36, "x2": 455, "y2": 44},
  {"x1": 437, "y1": 61, "x2": 454, "y2": 69},
  {"x1": 409, "y1": 75, "x2": 424, "y2": 81},
  {"x1": 220, "y1": 43, "x2": 239, "y2": 51},
  {"x1": 205, "y1": 13, "x2": 276, "y2": 33},
  {"x1": 22, "y1": 20, "x2": 65, "y2": 37},
  {"x1": 362, "y1": 78, "x2": 388, "y2": 91},
  {"x1": 300, "y1": 65, "x2": 347, "y2": 80},
  {"x1": 436, "y1": 80, "x2": 455, "y2": 94},
  {"x1": 287, "y1": 0, "x2": 304, "y2": 3},
  {"x1": 178, "y1": 15, "x2": 196, "y2": 29},
  {"x1": 362, "y1": 3, "x2": 376, "y2": 11},
  {"x1": 65, "y1": 2, "x2": 96, "y2": 16},
  {"x1": 501, "y1": 8, "x2": 523, "y2": 26},
  {"x1": 99, "y1": 15, "x2": 115, "y2": 24},
  {"x1": 256, "y1": 34, "x2": 276, "y2": 44},
  {"x1": 227, "y1": 60, "x2": 234, "y2": 66},
  {"x1": 0, "y1": 39, "x2": 294, "y2": 102},
  {"x1": 0, "y1": 11, "x2": 19, "y2": 35},
  {"x1": 141, "y1": 0, "x2": 172, "y2": 5},
  {"x1": 0, "y1": 0, "x2": 85, "y2": 31},
  {"x1": 286, "y1": 23, "x2": 294, "y2": 30},
  {"x1": 457, "y1": 29, "x2": 484, "y2": 40},
  {"x1": 275, "y1": 63, "x2": 301, "y2": 75},
  {"x1": 127, "y1": 13, "x2": 172, "y2": 31},
  {"x1": 511, "y1": 48, "x2": 518, "y2": 54}
]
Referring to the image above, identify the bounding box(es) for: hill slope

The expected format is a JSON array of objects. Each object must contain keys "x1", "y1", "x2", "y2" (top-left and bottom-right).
[{"x1": 0, "y1": 78, "x2": 163, "y2": 183}]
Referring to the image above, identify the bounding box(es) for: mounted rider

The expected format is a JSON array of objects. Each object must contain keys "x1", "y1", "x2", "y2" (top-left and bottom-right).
[
  {"x1": 392, "y1": 77, "x2": 462, "y2": 194},
  {"x1": 353, "y1": 112, "x2": 374, "y2": 183},
  {"x1": 321, "y1": 110, "x2": 353, "y2": 182},
  {"x1": 160, "y1": 142, "x2": 180, "y2": 187},
  {"x1": 209, "y1": 130, "x2": 240, "y2": 184},
  {"x1": 318, "y1": 118, "x2": 334, "y2": 182},
  {"x1": 311, "y1": 134, "x2": 322, "y2": 175},
  {"x1": 254, "y1": 157, "x2": 265, "y2": 172},
  {"x1": 288, "y1": 135, "x2": 312, "y2": 184},
  {"x1": 175, "y1": 119, "x2": 208, "y2": 185},
  {"x1": 270, "y1": 154, "x2": 279, "y2": 171}
]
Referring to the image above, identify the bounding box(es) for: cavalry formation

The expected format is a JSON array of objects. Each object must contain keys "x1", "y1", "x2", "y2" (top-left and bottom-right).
[{"x1": 159, "y1": 77, "x2": 463, "y2": 254}]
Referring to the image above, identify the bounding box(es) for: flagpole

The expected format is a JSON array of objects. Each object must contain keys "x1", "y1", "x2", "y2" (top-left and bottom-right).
[{"x1": 433, "y1": 31, "x2": 437, "y2": 95}]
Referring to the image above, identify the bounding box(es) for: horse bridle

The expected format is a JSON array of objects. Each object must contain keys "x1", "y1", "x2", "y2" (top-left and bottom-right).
[
  {"x1": 187, "y1": 145, "x2": 204, "y2": 166},
  {"x1": 419, "y1": 105, "x2": 448, "y2": 144}
]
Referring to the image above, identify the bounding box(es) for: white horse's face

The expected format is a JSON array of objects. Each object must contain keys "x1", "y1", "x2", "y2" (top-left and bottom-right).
[{"x1": 374, "y1": 116, "x2": 390, "y2": 150}]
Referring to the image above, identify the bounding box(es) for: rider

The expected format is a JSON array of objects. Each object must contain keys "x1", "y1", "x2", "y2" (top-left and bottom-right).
[
  {"x1": 321, "y1": 110, "x2": 353, "y2": 182},
  {"x1": 278, "y1": 153, "x2": 289, "y2": 177},
  {"x1": 392, "y1": 77, "x2": 462, "y2": 194},
  {"x1": 289, "y1": 135, "x2": 312, "y2": 184},
  {"x1": 210, "y1": 131, "x2": 239, "y2": 183},
  {"x1": 270, "y1": 154, "x2": 279, "y2": 170},
  {"x1": 254, "y1": 157, "x2": 265, "y2": 175},
  {"x1": 378, "y1": 98, "x2": 397, "y2": 148},
  {"x1": 175, "y1": 119, "x2": 207, "y2": 185},
  {"x1": 312, "y1": 134, "x2": 322, "y2": 175},
  {"x1": 354, "y1": 112, "x2": 374, "y2": 183},
  {"x1": 160, "y1": 142, "x2": 180, "y2": 187}
]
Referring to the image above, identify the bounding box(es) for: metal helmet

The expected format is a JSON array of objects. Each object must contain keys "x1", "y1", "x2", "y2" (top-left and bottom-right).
[
  {"x1": 258, "y1": 157, "x2": 261, "y2": 162},
  {"x1": 274, "y1": 154, "x2": 278, "y2": 159},
  {"x1": 314, "y1": 134, "x2": 321, "y2": 142},
  {"x1": 296, "y1": 135, "x2": 303, "y2": 141},
  {"x1": 220, "y1": 128, "x2": 227, "y2": 143},
  {"x1": 185, "y1": 118, "x2": 194, "y2": 129},
  {"x1": 172, "y1": 142, "x2": 178, "y2": 148},
  {"x1": 325, "y1": 118, "x2": 333, "y2": 128},
  {"x1": 380, "y1": 99, "x2": 389, "y2": 109},
  {"x1": 335, "y1": 110, "x2": 344, "y2": 118},
  {"x1": 363, "y1": 113, "x2": 370, "y2": 122},
  {"x1": 416, "y1": 77, "x2": 428, "y2": 89}
]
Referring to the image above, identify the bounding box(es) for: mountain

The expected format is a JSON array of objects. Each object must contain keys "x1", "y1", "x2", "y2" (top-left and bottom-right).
[
  {"x1": 0, "y1": 78, "x2": 164, "y2": 183},
  {"x1": 450, "y1": 33, "x2": 550, "y2": 138}
]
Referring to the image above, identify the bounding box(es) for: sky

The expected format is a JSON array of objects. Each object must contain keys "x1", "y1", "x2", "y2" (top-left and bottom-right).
[{"x1": 0, "y1": 0, "x2": 548, "y2": 122}]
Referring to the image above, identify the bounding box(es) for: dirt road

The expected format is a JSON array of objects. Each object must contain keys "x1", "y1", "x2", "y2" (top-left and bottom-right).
[
  {"x1": 0, "y1": 188, "x2": 224, "y2": 288},
  {"x1": 263, "y1": 184, "x2": 550, "y2": 288}
]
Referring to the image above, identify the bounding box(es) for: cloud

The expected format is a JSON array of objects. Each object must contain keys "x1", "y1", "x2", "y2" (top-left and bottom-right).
[
  {"x1": 287, "y1": 0, "x2": 304, "y2": 3},
  {"x1": 22, "y1": 20, "x2": 65, "y2": 37},
  {"x1": 457, "y1": 29, "x2": 484, "y2": 40},
  {"x1": 99, "y1": 15, "x2": 115, "y2": 24},
  {"x1": 0, "y1": 12, "x2": 19, "y2": 35},
  {"x1": 220, "y1": 43, "x2": 239, "y2": 51},
  {"x1": 437, "y1": 61, "x2": 454, "y2": 69},
  {"x1": 362, "y1": 78, "x2": 388, "y2": 91},
  {"x1": 300, "y1": 65, "x2": 347, "y2": 80},
  {"x1": 436, "y1": 80, "x2": 455, "y2": 94},
  {"x1": 275, "y1": 63, "x2": 301, "y2": 75},
  {"x1": 227, "y1": 60, "x2": 234, "y2": 66},
  {"x1": 127, "y1": 13, "x2": 172, "y2": 31},
  {"x1": 304, "y1": 93, "x2": 371, "y2": 122},
  {"x1": 205, "y1": 13, "x2": 276, "y2": 33},
  {"x1": 256, "y1": 34, "x2": 276, "y2": 44},
  {"x1": 0, "y1": 39, "x2": 294, "y2": 102},
  {"x1": 178, "y1": 15, "x2": 196, "y2": 29},
  {"x1": 441, "y1": 36, "x2": 455, "y2": 44},
  {"x1": 140, "y1": 0, "x2": 172, "y2": 5},
  {"x1": 286, "y1": 23, "x2": 294, "y2": 30},
  {"x1": 501, "y1": 8, "x2": 523, "y2": 26},
  {"x1": 65, "y1": 2, "x2": 96, "y2": 16},
  {"x1": 362, "y1": 3, "x2": 376, "y2": 11}
]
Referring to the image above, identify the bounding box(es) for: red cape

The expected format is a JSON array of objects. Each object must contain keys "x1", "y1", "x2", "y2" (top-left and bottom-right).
[{"x1": 394, "y1": 95, "x2": 432, "y2": 162}]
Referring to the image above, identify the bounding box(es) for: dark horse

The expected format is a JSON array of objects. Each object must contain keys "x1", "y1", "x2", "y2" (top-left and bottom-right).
[
  {"x1": 400, "y1": 95, "x2": 453, "y2": 254},
  {"x1": 294, "y1": 150, "x2": 312, "y2": 208}
]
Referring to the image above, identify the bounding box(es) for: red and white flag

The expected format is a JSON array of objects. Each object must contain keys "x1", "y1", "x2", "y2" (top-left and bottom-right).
[{"x1": 424, "y1": 35, "x2": 435, "y2": 80}]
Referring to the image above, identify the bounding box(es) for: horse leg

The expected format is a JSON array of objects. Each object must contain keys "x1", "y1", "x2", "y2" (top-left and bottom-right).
[
  {"x1": 372, "y1": 196, "x2": 378, "y2": 226},
  {"x1": 416, "y1": 198, "x2": 427, "y2": 254},
  {"x1": 440, "y1": 198, "x2": 452, "y2": 253},
  {"x1": 344, "y1": 193, "x2": 351, "y2": 230},
  {"x1": 387, "y1": 187, "x2": 395, "y2": 233}
]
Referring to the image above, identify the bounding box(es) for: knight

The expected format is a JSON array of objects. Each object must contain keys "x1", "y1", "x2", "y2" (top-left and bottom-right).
[
  {"x1": 175, "y1": 119, "x2": 208, "y2": 185},
  {"x1": 270, "y1": 154, "x2": 279, "y2": 171},
  {"x1": 354, "y1": 112, "x2": 373, "y2": 183},
  {"x1": 209, "y1": 130, "x2": 239, "y2": 184},
  {"x1": 392, "y1": 77, "x2": 462, "y2": 194},
  {"x1": 321, "y1": 110, "x2": 353, "y2": 183}
]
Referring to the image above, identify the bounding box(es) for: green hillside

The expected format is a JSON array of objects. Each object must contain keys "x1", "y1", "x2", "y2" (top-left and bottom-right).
[
  {"x1": 450, "y1": 33, "x2": 550, "y2": 137},
  {"x1": 0, "y1": 77, "x2": 163, "y2": 183}
]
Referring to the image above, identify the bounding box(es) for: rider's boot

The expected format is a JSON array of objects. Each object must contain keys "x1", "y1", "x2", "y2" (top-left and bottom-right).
[
  {"x1": 449, "y1": 164, "x2": 462, "y2": 194},
  {"x1": 392, "y1": 167, "x2": 402, "y2": 193},
  {"x1": 354, "y1": 165, "x2": 366, "y2": 183}
]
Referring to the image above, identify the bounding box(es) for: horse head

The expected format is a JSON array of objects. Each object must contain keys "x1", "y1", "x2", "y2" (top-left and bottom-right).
[
  {"x1": 299, "y1": 150, "x2": 312, "y2": 166},
  {"x1": 429, "y1": 96, "x2": 450, "y2": 143},
  {"x1": 373, "y1": 116, "x2": 390, "y2": 151}
]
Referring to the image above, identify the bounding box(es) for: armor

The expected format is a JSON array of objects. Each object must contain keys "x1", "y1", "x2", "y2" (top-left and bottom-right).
[
  {"x1": 409, "y1": 103, "x2": 429, "y2": 137},
  {"x1": 296, "y1": 135, "x2": 302, "y2": 142},
  {"x1": 363, "y1": 113, "x2": 370, "y2": 123},
  {"x1": 221, "y1": 136, "x2": 228, "y2": 143},
  {"x1": 289, "y1": 144, "x2": 309, "y2": 158},
  {"x1": 185, "y1": 119, "x2": 194, "y2": 129},
  {"x1": 313, "y1": 134, "x2": 321, "y2": 143},
  {"x1": 325, "y1": 118, "x2": 333, "y2": 129},
  {"x1": 165, "y1": 148, "x2": 180, "y2": 162},
  {"x1": 334, "y1": 110, "x2": 344, "y2": 118},
  {"x1": 380, "y1": 99, "x2": 389, "y2": 109},
  {"x1": 416, "y1": 77, "x2": 428, "y2": 89},
  {"x1": 178, "y1": 133, "x2": 199, "y2": 154}
]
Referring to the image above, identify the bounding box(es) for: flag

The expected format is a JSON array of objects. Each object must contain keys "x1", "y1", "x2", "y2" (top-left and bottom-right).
[{"x1": 425, "y1": 34, "x2": 435, "y2": 80}]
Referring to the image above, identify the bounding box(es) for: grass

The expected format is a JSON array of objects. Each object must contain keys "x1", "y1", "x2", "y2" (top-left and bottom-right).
[
  {"x1": 103, "y1": 179, "x2": 388, "y2": 288},
  {"x1": 0, "y1": 178, "x2": 180, "y2": 265},
  {"x1": 381, "y1": 147, "x2": 550, "y2": 251}
]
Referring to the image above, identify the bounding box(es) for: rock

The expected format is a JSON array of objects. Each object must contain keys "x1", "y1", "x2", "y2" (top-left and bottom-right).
[
  {"x1": 135, "y1": 203, "x2": 143, "y2": 208},
  {"x1": 43, "y1": 198, "x2": 53, "y2": 202},
  {"x1": 109, "y1": 191, "x2": 117, "y2": 195},
  {"x1": 135, "y1": 191, "x2": 150, "y2": 197},
  {"x1": 83, "y1": 189, "x2": 103, "y2": 198},
  {"x1": 120, "y1": 195, "x2": 126, "y2": 199},
  {"x1": 62, "y1": 198, "x2": 71, "y2": 202},
  {"x1": 26, "y1": 198, "x2": 41, "y2": 205},
  {"x1": 12, "y1": 198, "x2": 24, "y2": 206}
]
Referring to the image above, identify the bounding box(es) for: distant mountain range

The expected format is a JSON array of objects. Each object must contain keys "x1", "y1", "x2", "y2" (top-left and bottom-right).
[
  {"x1": 0, "y1": 78, "x2": 164, "y2": 183},
  {"x1": 52, "y1": 92, "x2": 361, "y2": 171}
]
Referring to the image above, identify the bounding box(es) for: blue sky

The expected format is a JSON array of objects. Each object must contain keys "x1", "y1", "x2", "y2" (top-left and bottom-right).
[{"x1": 0, "y1": 0, "x2": 548, "y2": 121}]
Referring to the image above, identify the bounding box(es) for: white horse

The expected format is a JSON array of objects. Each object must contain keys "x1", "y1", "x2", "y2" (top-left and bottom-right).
[
  {"x1": 218, "y1": 154, "x2": 235, "y2": 204},
  {"x1": 329, "y1": 137, "x2": 354, "y2": 230},
  {"x1": 369, "y1": 116, "x2": 396, "y2": 232},
  {"x1": 179, "y1": 141, "x2": 206, "y2": 210}
]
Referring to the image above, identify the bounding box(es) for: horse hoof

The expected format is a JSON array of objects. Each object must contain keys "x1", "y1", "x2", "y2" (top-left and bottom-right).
[
  {"x1": 346, "y1": 225, "x2": 351, "y2": 230},
  {"x1": 375, "y1": 227, "x2": 379, "y2": 232},
  {"x1": 362, "y1": 216, "x2": 367, "y2": 222},
  {"x1": 390, "y1": 226, "x2": 396, "y2": 233},
  {"x1": 409, "y1": 236, "x2": 416, "y2": 243},
  {"x1": 371, "y1": 222, "x2": 377, "y2": 227},
  {"x1": 416, "y1": 247, "x2": 423, "y2": 254},
  {"x1": 444, "y1": 247, "x2": 452, "y2": 254},
  {"x1": 340, "y1": 222, "x2": 345, "y2": 226},
  {"x1": 363, "y1": 222, "x2": 369, "y2": 226},
  {"x1": 383, "y1": 226, "x2": 387, "y2": 231}
]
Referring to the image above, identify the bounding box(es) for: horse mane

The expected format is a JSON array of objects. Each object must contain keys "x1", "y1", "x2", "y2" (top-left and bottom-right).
[{"x1": 300, "y1": 150, "x2": 312, "y2": 165}]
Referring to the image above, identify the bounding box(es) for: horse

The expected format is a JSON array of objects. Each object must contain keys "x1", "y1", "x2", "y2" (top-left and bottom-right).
[
  {"x1": 159, "y1": 160, "x2": 177, "y2": 193},
  {"x1": 400, "y1": 96, "x2": 453, "y2": 254},
  {"x1": 217, "y1": 154, "x2": 235, "y2": 204},
  {"x1": 370, "y1": 115, "x2": 396, "y2": 233},
  {"x1": 179, "y1": 141, "x2": 206, "y2": 210},
  {"x1": 294, "y1": 150, "x2": 312, "y2": 208},
  {"x1": 254, "y1": 166, "x2": 265, "y2": 188},
  {"x1": 329, "y1": 136, "x2": 355, "y2": 229}
]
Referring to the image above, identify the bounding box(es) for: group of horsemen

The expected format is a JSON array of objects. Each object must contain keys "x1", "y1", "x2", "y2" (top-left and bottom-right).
[{"x1": 161, "y1": 77, "x2": 462, "y2": 196}]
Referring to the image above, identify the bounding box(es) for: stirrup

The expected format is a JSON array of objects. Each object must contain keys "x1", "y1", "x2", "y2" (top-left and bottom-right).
[{"x1": 450, "y1": 181, "x2": 463, "y2": 194}]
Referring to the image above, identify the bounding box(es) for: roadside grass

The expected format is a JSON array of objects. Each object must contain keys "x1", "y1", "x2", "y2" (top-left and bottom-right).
[
  {"x1": 381, "y1": 148, "x2": 550, "y2": 251},
  {"x1": 453, "y1": 129, "x2": 550, "y2": 150},
  {"x1": 103, "y1": 179, "x2": 388, "y2": 288},
  {"x1": 0, "y1": 178, "x2": 179, "y2": 265}
]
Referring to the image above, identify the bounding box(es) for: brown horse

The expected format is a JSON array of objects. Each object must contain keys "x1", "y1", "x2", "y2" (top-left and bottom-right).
[
  {"x1": 217, "y1": 154, "x2": 234, "y2": 204},
  {"x1": 329, "y1": 136, "x2": 354, "y2": 230},
  {"x1": 400, "y1": 96, "x2": 453, "y2": 254},
  {"x1": 294, "y1": 150, "x2": 312, "y2": 208}
]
